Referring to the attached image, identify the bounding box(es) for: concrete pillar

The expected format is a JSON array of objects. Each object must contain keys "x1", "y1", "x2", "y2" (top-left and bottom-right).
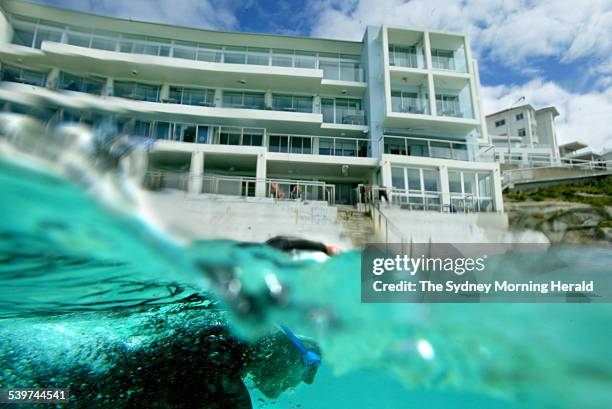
[
  {"x1": 427, "y1": 73, "x2": 437, "y2": 116},
  {"x1": 0, "y1": 10, "x2": 13, "y2": 44},
  {"x1": 264, "y1": 89, "x2": 273, "y2": 109},
  {"x1": 188, "y1": 151, "x2": 204, "y2": 194},
  {"x1": 380, "y1": 159, "x2": 392, "y2": 202},
  {"x1": 45, "y1": 68, "x2": 60, "y2": 89},
  {"x1": 104, "y1": 78, "x2": 114, "y2": 97},
  {"x1": 313, "y1": 95, "x2": 321, "y2": 114},
  {"x1": 255, "y1": 152, "x2": 267, "y2": 197},
  {"x1": 439, "y1": 165, "x2": 450, "y2": 208},
  {"x1": 214, "y1": 88, "x2": 223, "y2": 107},
  {"x1": 160, "y1": 83, "x2": 170, "y2": 101},
  {"x1": 492, "y1": 167, "x2": 504, "y2": 212}
]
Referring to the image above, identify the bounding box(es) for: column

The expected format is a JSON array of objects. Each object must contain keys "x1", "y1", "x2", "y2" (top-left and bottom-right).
[
  {"x1": 188, "y1": 151, "x2": 204, "y2": 194},
  {"x1": 104, "y1": 78, "x2": 114, "y2": 97},
  {"x1": 160, "y1": 83, "x2": 170, "y2": 101},
  {"x1": 492, "y1": 167, "x2": 504, "y2": 212},
  {"x1": 45, "y1": 68, "x2": 60, "y2": 89},
  {"x1": 264, "y1": 89, "x2": 273, "y2": 109},
  {"x1": 255, "y1": 152, "x2": 267, "y2": 197},
  {"x1": 439, "y1": 165, "x2": 450, "y2": 209},
  {"x1": 214, "y1": 88, "x2": 223, "y2": 107}
]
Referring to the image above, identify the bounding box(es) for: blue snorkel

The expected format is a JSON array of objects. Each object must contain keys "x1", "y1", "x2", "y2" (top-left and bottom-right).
[{"x1": 280, "y1": 325, "x2": 321, "y2": 367}]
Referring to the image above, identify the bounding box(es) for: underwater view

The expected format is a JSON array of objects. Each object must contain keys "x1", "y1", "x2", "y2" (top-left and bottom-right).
[{"x1": 0, "y1": 116, "x2": 611, "y2": 409}]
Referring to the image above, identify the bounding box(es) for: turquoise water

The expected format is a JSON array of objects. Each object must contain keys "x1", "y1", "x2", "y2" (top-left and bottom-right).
[{"x1": 1, "y1": 155, "x2": 612, "y2": 408}]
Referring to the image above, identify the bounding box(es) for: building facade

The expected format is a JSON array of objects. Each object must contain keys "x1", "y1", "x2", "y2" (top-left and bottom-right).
[
  {"x1": 486, "y1": 104, "x2": 560, "y2": 167},
  {"x1": 0, "y1": 0, "x2": 503, "y2": 213}
]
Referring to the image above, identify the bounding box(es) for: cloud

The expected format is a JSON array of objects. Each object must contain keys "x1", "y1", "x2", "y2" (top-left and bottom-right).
[
  {"x1": 482, "y1": 79, "x2": 612, "y2": 149},
  {"x1": 307, "y1": 0, "x2": 612, "y2": 74},
  {"x1": 34, "y1": 0, "x2": 245, "y2": 31}
]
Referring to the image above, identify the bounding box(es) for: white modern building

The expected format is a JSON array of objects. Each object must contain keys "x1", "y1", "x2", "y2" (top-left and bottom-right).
[
  {"x1": 0, "y1": 0, "x2": 504, "y2": 213},
  {"x1": 486, "y1": 104, "x2": 561, "y2": 168}
]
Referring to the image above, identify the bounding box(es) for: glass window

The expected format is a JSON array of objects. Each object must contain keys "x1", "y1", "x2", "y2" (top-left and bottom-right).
[
  {"x1": 133, "y1": 120, "x2": 151, "y2": 137},
  {"x1": 12, "y1": 25, "x2": 35, "y2": 47},
  {"x1": 391, "y1": 167, "x2": 405, "y2": 189},
  {"x1": 422, "y1": 169, "x2": 439, "y2": 192},
  {"x1": 321, "y1": 99, "x2": 335, "y2": 123},
  {"x1": 320, "y1": 60, "x2": 339, "y2": 80},
  {"x1": 269, "y1": 135, "x2": 289, "y2": 152},
  {"x1": 406, "y1": 169, "x2": 421, "y2": 191},
  {"x1": 66, "y1": 32, "x2": 91, "y2": 47},
  {"x1": 91, "y1": 36, "x2": 116, "y2": 51},
  {"x1": 173, "y1": 46, "x2": 196, "y2": 60},
  {"x1": 478, "y1": 173, "x2": 492, "y2": 197},
  {"x1": 295, "y1": 52, "x2": 316, "y2": 69},
  {"x1": 59, "y1": 72, "x2": 105, "y2": 95},
  {"x1": 319, "y1": 138, "x2": 333, "y2": 155},
  {"x1": 448, "y1": 171, "x2": 462, "y2": 193},
  {"x1": 197, "y1": 46, "x2": 222, "y2": 62},
  {"x1": 219, "y1": 128, "x2": 241, "y2": 145},
  {"x1": 246, "y1": 48, "x2": 269, "y2": 65},
  {"x1": 34, "y1": 29, "x2": 62, "y2": 49},
  {"x1": 271, "y1": 50, "x2": 294, "y2": 67},
  {"x1": 463, "y1": 171, "x2": 476, "y2": 194},
  {"x1": 224, "y1": 46, "x2": 246, "y2": 64},
  {"x1": 154, "y1": 122, "x2": 171, "y2": 140},
  {"x1": 113, "y1": 81, "x2": 160, "y2": 102},
  {"x1": 243, "y1": 129, "x2": 263, "y2": 146},
  {"x1": 243, "y1": 92, "x2": 265, "y2": 109},
  {"x1": 340, "y1": 61, "x2": 360, "y2": 82},
  {"x1": 518, "y1": 128, "x2": 526, "y2": 137},
  {"x1": 1, "y1": 64, "x2": 47, "y2": 86}
]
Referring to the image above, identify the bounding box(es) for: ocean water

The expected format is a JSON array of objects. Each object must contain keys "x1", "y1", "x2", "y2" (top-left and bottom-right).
[{"x1": 1, "y1": 151, "x2": 612, "y2": 408}]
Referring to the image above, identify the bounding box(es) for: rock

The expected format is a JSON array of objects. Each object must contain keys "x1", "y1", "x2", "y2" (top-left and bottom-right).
[{"x1": 505, "y1": 201, "x2": 611, "y2": 245}]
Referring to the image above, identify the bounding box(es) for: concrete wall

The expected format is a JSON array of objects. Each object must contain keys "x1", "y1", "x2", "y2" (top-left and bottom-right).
[
  {"x1": 374, "y1": 206, "x2": 547, "y2": 243},
  {"x1": 141, "y1": 190, "x2": 353, "y2": 249}
]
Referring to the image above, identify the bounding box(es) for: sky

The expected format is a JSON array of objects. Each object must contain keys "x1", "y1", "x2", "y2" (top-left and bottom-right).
[{"x1": 32, "y1": 0, "x2": 612, "y2": 150}]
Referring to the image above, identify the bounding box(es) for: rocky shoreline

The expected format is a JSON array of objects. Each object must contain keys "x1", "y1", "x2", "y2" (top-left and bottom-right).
[{"x1": 506, "y1": 201, "x2": 612, "y2": 245}]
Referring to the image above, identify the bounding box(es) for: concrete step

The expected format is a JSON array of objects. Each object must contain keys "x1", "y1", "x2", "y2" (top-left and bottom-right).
[{"x1": 336, "y1": 206, "x2": 378, "y2": 247}]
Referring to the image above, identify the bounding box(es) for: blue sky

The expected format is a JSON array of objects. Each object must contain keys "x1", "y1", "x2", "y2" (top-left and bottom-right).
[{"x1": 30, "y1": 0, "x2": 612, "y2": 149}]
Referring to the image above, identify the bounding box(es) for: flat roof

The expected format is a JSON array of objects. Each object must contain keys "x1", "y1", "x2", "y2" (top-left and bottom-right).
[
  {"x1": 560, "y1": 141, "x2": 588, "y2": 151},
  {"x1": 0, "y1": 0, "x2": 364, "y2": 54},
  {"x1": 486, "y1": 104, "x2": 534, "y2": 118}
]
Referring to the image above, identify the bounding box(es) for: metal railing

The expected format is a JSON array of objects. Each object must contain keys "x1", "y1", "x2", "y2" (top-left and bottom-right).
[
  {"x1": 268, "y1": 133, "x2": 370, "y2": 157},
  {"x1": 358, "y1": 184, "x2": 484, "y2": 214},
  {"x1": 11, "y1": 18, "x2": 364, "y2": 82},
  {"x1": 381, "y1": 135, "x2": 472, "y2": 161},
  {"x1": 143, "y1": 171, "x2": 336, "y2": 204}
]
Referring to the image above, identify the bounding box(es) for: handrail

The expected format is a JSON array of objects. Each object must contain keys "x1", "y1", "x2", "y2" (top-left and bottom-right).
[{"x1": 143, "y1": 171, "x2": 336, "y2": 204}]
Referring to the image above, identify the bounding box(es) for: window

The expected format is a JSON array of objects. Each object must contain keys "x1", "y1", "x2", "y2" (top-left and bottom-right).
[
  {"x1": 59, "y1": 72, "x2": 105, "y2": 95},
  {"x1": 1, "y1": 64, "x2": 47, "y2": 86},
  {"x1": 222, "y1": 91, "x2": 265, "y2": 109},
  {"x1": 321, "y1": 98, "x2": 364, "y2": 124},
  {"x1": 11, "y1": 25, "x2": 36, "y2": 47},
  {"x1": 389, "y1": 45, "x2": 419, "y2": 68},
  {"x1": 390, "y1": 166, "x2": 441, "y2": 210},
  {"x1": 431, "y1": 49, "x2": 455, "y2": 70},
  {"x1": 391, "y1": 90, "x2": 428, "y2": 114},
  {"x1": 436, "y1": 94, "x2": 460, "y2": 117},
  {"x1": 518, "y1": 128, "x2": 526, "y2": 137},
  {"x1": 269, "y1": 135, "x2": 289, "y2": 152},
  {"x1": 168, "y1": 87, "x2": 215, "y2": 106},
  {"x1": 495, "y1": 119, "x2": 506, "y2": 127},
  {"x1": 448, "y1": 170, "x2": 494, "y2": 212},
  {"x1": 272, "y1": 94, "x2": 313, "y2": 113},
  {"x1": 516, "y1": 113, "x2": 524, "y2": 120},
  {"x1": 113, "y1": 81, "x2": 160, "y2": 102}
]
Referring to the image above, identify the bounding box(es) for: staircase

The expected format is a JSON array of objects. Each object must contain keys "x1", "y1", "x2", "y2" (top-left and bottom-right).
[{"x1": 336, "y1": 205, "x2": 378, "y2": 247}]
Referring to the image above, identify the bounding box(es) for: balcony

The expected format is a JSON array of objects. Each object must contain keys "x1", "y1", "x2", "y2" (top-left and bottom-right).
[
  {"x1": 9, "y1": 17, "x2": 364, "y2": 84},
  {"x1": 391, "y1": 93, "x2": 430, "y2": 115},
  {"x1": 321, "y1": 98, "x2": 366, "y2": 126},
  {"x1": 387, "y1": 28, "x2": 427, "y2": 70},
  {"x1": 268, "y1": 134, "x2": 369, "y2": 157},
  {"x1": 429, "y1": 32, "x2": 468, "y2": 74},
  {"x1": 382, "y1": 135, "x2": 472, "y2": 161}
]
